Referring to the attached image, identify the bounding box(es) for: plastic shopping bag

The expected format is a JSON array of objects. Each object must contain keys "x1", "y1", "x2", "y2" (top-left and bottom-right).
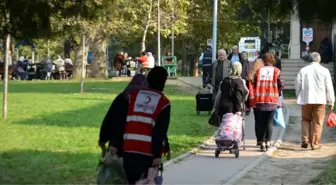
[
  {"x1": 326, "y1": 112, "x2": 336, "y2": 127},
  {"x1": 216, "y1": 113, "x2": 243, "y2": 144},
  {"x1": 135, "y1": 167, "x2": 159, "y2": 185},
  {"x1": 96, "y1": 151, "x2": 128, "y2": 185},
  {"x1": 273, "y1": 108, "x2": 286, "y2": 128}
]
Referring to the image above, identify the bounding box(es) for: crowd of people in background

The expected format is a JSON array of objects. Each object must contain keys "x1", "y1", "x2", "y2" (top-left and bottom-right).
[
  {"x1": 201, "y1": 45, "x2": 283, "y2": 151},
  {"x1": 0, "y1": 55, "x2": 73, "y2": 80},
  {"x1": 113, "y1": 51, "x2": 156, "y2": 76},
  {"x1": 202, "y1": 44, "x2": 335, "y2": 151}
]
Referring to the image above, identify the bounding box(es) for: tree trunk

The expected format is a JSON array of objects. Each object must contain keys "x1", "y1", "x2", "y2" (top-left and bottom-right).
[
  {"x1": 73, "y1": 35, "x2": 90, "y2": 79},
  {"x1": 3, "y1": 34, "x2": 10, "y2": 119},
  {"x1": 140, "y1": 0, "x2": 153, "y2": 51},
  {"x1": 91, "y1": 29, "x2": 108, "y2": 78}
]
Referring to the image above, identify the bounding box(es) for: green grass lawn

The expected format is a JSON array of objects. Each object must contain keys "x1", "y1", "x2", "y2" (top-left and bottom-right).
[
  {"x1": 0, "y1": 80, "x2": 215, "y2": 184},
  {"x1": 311, "y1": 157, "x2": 336, "y2": 184}
]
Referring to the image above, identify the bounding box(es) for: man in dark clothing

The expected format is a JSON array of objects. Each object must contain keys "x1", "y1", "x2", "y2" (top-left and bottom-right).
[
  {"x1": 199, "y1": 46, "x2": 213, "y2": 87},
  {"x1": 239, "y1": 51, "x2": 249, "y2": 80},
  {"x1": 112, "y1": 66, "x2": 170, "y2": 184},
  {"x1": 270, "y1": 50, "x2": 282, "y2": 70}
]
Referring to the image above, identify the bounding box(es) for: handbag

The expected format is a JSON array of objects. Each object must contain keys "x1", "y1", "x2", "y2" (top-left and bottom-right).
[{"x1": 208, "y1": 111, "x2": 221, "y2": 127}]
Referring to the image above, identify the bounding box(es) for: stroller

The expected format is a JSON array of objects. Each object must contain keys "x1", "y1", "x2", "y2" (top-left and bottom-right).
[{"x1": 214, "y1": 111, "x2": 246, "y2": 158}]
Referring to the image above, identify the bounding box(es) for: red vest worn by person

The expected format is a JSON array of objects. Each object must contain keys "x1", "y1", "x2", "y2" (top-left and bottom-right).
[
  {"x1": 138, "y1": 56, "x2": 149, "y2": 68},
  {"x1": 255, "y1": 66, "x2": 280, "y2": 105},
  {"x1": 123, "y1": 88, "x2": 170, "y2": 156}
]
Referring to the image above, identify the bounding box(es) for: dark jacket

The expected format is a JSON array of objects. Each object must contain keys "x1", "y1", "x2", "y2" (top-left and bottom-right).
[
  {"x1": 275, "y1": 57, "x2": 281, "y2": 70},
  {"x1": 240, "y1": 59, "x2": 249, "y2": 80},
  {"x1": 99, "y1": 93, "x2": 129, "y2": 157},
  {"x1": 202, "y1": 50, "x2": 213, "y2": 67},
  {"x1": 228, "y1": 53, "x2": 242, "y2": 62},
  {"x1": 216, "y1": 76, "x2": 248, "y2": 116}
]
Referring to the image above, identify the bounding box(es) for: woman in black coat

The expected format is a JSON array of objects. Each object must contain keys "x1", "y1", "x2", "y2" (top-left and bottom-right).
[{"x1": 214, "y1": 62, "x2": 249, "y2": 118}]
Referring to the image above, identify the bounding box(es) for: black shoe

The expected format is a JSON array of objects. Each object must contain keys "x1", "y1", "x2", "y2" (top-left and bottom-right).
[
  {"x1": 202, "y1": 84, "x2": 206, "y2": 88},
  {"x1": 256, "y1": 141, "x2": 262, "y2": 146},
  {"x1": 301, "y1": 142, "x2": 308, "y2": 149}
]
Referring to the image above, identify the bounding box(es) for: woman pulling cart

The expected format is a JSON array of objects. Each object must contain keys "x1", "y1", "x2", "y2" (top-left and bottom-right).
[{"x1": 212, "y1": 62, "x2": 249, "y2": 158}]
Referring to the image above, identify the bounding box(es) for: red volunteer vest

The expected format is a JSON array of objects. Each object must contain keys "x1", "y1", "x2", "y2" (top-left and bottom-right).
[
  {"x1": 123, "y1": 88, "x2": 170, "y2": 156},
  {"x1": 255, "y1": 66, "x2": 280, "y2": 105},
  {"x1": 139, "y1": 56, "x2": 149, "y2": 68}
]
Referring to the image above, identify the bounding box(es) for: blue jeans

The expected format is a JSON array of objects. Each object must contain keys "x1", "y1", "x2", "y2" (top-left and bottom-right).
[{"x1": 202, "y1": 66, "x2": 211, "y2": 85}]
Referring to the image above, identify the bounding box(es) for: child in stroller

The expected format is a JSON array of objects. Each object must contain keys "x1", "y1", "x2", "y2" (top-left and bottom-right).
[{"x1": 213, "y1": 62, "x2": 249, "y2": 158}]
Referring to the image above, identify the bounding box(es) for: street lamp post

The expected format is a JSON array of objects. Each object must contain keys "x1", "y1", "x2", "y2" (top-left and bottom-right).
[
  {"x1": 211, "y1": 0, "x2": 218, "y2": 62},
  {"x1": 157, "y1": 0, "x2": 161, "y2": 66},
  {"x1": 171, "y1": 0, "x2": 175, "y2": 57}
]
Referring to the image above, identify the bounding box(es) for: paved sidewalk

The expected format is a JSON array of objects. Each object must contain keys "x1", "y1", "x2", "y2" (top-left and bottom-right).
[
  {"x1": 160, "y1": 77, "x2": 281, "y2": 184},
  {"x1": 237, "y1": 103, "x2": 336, "y2": 184}
]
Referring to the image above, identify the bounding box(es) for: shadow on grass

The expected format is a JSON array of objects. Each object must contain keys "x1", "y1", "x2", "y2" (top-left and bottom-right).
[
  {"x1": 0, "y1": 149, "x2": 99, "y2": 184},
  {"x1": 1, "y1": 81, "x2": 128, "y2": 94},
  {"x1": 0, "y1": 81, "x2": 194, "y2": 96},
  {"x1": 11, "y1": 98, "x2": 214, "y2": 138}
]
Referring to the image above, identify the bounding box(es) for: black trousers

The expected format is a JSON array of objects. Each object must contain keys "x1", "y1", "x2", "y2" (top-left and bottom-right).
[
  {"x1": 123, "y1": 153, "x2": 153, "y2": 184},
  {"x1": 202, "y1": 66, "x2": 211, "y2": 85},
  {"x1": 253, "y1": 108, "x2": 259, "y2": 140},
  {"x1": 254, "y1": 110, "x2": 276, "y2": 142}
]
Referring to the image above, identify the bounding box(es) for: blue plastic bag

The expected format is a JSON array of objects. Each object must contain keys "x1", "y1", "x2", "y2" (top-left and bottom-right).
[{"x1": 273, "y1": 108, "x2": 286, "y2": 128}]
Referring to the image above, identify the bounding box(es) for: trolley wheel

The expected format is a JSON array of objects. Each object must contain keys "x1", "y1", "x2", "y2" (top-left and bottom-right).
[
  {"x1": 215, "y1": 149, "x2": 220, "y2": 158},
  {"x1": 234, "y1": 149, "x2": 240, "y2": 158},
  {"x1": 197, "y1": 111, "x2": 200, "y2": 115}
]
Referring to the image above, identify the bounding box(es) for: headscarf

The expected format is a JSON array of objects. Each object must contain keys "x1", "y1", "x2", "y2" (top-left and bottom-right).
[
  {"x1": 123, "y1": 74, "x2": 148, "y2": 99},
  {"x1": 231, "y1": 62, "x2": 242, "y2": 77}
]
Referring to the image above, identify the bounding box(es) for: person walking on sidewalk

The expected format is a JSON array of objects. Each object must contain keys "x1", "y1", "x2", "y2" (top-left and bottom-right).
[
  {"x1": 213, "y1": 62, "x2": 248, "y2": 119},
  {"x1": 295, "y1": 52, "x2": 335, "y2": 150},
  {"x1": 121, "y1": 66, "x2": 171, "y2": 184},
  {"x1": 247, "y1": 58, "x2": 264, "y2": 143},
  {"x1": 98, "y1": 74, "x2": 148, "y2": 157},
  {"x1": 254, "y1": 52, "x2": 283, "y2": 152}
]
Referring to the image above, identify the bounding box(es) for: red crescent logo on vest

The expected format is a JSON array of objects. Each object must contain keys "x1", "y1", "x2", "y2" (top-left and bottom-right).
[{"x1": 144, "y1": 96, "x2": 151, "y2": 104}]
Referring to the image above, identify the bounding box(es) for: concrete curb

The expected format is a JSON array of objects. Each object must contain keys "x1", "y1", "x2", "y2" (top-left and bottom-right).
[
  {"x1": 221, "y1": 103, "x2": 291, "y2": 185},
  {"x1": 163, "y1": 131, "x2": 217, "y2": 169},
  {"x1": 163, "y1": 78, "x2": 214, "y2": 169}
]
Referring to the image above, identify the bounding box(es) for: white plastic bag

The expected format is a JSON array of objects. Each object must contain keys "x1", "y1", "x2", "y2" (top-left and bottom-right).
[{"x1": 135, "y1": 167, "x2": 159, "y2": 185}]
